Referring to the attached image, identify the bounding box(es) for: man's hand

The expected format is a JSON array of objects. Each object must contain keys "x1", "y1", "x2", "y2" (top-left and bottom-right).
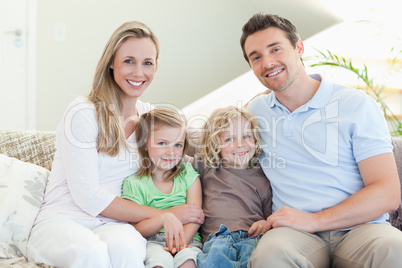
[
  {"x1": 266, "y1": 206, "x2": 319, "y2": 233},
  {"x1": 248, "y1": 220, "x2": 269, "y2": 238},
  {"x1": 244, "y1": 89, "x2": 272, "y2": 107},
  {"x1": 167, "y1": 204, "x2": 204, "y2": 225}
]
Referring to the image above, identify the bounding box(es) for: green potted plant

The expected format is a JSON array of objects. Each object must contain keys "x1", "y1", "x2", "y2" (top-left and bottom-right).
[{"x1": 305, "y1": 49, "x2": 402, "y2": 136}]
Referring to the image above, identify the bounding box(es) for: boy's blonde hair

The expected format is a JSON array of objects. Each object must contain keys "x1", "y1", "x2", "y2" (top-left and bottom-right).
[
  {"x1": 198, "y1": 106, "x2": 262, "y2": 168},
  {"x1": 135, "y1": 108, "x2": 188, "y2": 181}
]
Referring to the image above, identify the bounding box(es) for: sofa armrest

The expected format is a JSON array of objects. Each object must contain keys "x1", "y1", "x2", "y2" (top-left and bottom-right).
[{"x1": 389, "y1": 137, "x2": 402, "y2": 230}]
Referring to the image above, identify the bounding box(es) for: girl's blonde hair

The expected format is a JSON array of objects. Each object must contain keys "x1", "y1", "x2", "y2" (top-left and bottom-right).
[
  {"x1": 88, "y1": 21, "x2": 160, "y2": 156},
  {"x1": 198, "y1": 106, "x2": 262, "y2": 168},
  {"x1": 135, "y1": 108, "x2": 189, "y2": 182}
]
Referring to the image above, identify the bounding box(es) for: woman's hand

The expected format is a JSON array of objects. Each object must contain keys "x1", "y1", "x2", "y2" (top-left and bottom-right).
[
  {"x1": 161, "y1": 212, "x2": 186, "y2": 252},
  {"x1": 167, "y1": 204, "x2": 204, "y2": 225}
]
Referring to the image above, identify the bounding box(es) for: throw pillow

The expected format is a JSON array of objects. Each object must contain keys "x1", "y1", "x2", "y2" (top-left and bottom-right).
[{"x1": 0, "y1": 154, "x2": 49, "y2": 259}]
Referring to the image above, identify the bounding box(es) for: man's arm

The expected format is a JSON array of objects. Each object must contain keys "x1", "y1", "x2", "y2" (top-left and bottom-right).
[{"x1": 266, "y1": 152, "x2": 400, "y2": 233}]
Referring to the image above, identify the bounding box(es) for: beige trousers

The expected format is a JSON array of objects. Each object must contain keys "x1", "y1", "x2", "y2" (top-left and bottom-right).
[{"x1": 248, "y1": 224, "x2": 402, "y2": 268}]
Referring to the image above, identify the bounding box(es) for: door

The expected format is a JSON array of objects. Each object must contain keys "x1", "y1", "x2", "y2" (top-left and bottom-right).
[{"x1": 0, "y1": 0, "x2": 35, "y2": 130}]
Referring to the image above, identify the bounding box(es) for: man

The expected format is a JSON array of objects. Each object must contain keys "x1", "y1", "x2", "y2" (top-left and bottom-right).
[{"x1": 242, "y1": 13, "x2": 402, "y2": 267}]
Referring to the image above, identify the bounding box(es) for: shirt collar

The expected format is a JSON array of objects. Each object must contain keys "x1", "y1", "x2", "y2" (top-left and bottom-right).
[{"x1": 268, "y1": 73, "x2": 333, "y2": 110}]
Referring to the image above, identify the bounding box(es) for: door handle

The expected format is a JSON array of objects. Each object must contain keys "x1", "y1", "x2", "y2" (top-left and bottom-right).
[{"x1": 3, "y1": 28, "x2": 23, "y2": 36}]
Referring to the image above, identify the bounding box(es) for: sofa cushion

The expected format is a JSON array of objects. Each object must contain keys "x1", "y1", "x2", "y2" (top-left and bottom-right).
[
  {"x1": 0, "y1": 154, "x2": 49, "y2": 259},
  {"x1": 0, "y1": 130, "x2": 56, "y2": 171}
]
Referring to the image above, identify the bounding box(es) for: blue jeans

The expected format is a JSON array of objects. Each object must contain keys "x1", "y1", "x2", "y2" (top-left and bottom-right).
[{"x1": 197, "y1": 225, "x2": 262, "y2": 268}]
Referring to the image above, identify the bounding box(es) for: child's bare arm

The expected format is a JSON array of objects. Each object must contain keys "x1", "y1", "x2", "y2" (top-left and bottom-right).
[
  {"x1": 183, "y1": 177, "x2": 202, "y2": 244},
  {"x1": 162, "y1": 177, "x2": 202, "y2": 255},
  {"x1": 167, "y1": 177, "x2": 202, "y2": 254},
  {"x1": 132, "y1": 212, "x2": 184, "y2": 241}
]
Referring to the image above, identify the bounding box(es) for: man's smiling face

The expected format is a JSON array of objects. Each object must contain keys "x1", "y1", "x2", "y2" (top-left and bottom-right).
[{"x1": 244, "y1": 27, "x2": 304, "y2": 92}]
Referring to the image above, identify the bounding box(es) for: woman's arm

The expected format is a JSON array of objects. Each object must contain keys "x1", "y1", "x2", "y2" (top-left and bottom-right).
[
  {"x1": 102, "y1": 197, "x2": 204, "y2": 224},
  {"x1": 100, "y1": 196, "x2": 161, "y2": 223}
]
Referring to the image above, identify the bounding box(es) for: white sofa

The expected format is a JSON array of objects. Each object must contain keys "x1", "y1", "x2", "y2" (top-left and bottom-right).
[{"x1": 1, "y1": 130, "x2": 402, "y2": 267}]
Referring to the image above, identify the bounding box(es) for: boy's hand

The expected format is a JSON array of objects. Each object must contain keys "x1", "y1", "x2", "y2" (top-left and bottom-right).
[{"x1": 248, "y1": 220, "x2": 269, "y2": 238}]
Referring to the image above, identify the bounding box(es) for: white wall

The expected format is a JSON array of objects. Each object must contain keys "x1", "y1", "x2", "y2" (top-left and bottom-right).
[{"x1": 36, "y1": 0, "x2": 340, "y2": 130}]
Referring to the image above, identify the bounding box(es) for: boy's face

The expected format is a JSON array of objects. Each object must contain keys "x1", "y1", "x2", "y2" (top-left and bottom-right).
[
  {"x1": 244, "y1": 27, "x2": 304, "y2": 92},
  {"x1": 220, "y1": 116, "x2": 256, "y2": 169}
]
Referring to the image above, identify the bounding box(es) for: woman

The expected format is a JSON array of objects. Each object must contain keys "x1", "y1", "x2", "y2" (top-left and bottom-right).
[{"x1": 27, "y1": 21, "x2": 203, "y2": 268}]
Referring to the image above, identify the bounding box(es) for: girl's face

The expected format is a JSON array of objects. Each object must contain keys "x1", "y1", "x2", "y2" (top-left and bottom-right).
[
  {"x1": 220, "y1": 116, "x2": 256, "y2": 169},
  {"x1": 146, "y1": 126, "x2": 185, "y2": 175},
  {"x1": 110, "y1": 37, "x2": 157, "y2": 101}
]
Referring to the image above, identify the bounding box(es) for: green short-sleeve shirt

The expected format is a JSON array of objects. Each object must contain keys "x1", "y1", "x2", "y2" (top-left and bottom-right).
[{"x1": 121, "y1": 162, "x2": 201, "y2": 241}]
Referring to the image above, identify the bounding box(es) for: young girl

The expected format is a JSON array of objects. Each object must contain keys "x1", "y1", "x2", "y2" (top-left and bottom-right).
[
  {"x1": 27, "y1": 21, "x2": 202, "y2": 268},
  {"x1": 122, "y1": 108, "x2": 202, "y2": 268},
  {"x1": 193, "y1": 106, "x2": 272, "y2": 268}
]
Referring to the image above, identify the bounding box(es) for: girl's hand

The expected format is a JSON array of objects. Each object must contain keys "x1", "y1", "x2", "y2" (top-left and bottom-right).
[
  {"x1": 248, "y1": 220, "x2": 269, "y2": 238},
  {"x1": 163, "y1": 244, "x2": 192, "y2": 256},
  {"x1": 167, "y1": 204, "x2": 204, "y2": 225},
  {"x1": 161, "y1": 212, "x2": 186, "y2": 252}
]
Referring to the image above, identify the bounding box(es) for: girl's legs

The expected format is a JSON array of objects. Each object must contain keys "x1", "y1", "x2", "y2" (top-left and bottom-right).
[
  {"x1": 178, "y1": 259, "x2": 196, "y2": 268},
  {"x1": 145, "y1": 233, "x2": 174, "y2": 268},
  {"x1": 174, "y1": 239, "x2": 202, "y2": 268}
]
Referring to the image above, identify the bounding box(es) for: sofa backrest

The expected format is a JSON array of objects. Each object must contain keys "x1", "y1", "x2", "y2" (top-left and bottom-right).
[{"x1": 0, "y1": 130, "x2": 56, "y2": 171}]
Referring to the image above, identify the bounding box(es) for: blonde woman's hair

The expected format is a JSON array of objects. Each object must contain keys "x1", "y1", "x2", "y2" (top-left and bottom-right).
[
  {"x1": 198, "y1": 106, "x2": 262, "y2": 168},
  {"x1": 135, "y1": 108, "x2": 189, "y2": 182},
  {"x1": 88, "y1": 21, "x2": 160, "y2": 156}
]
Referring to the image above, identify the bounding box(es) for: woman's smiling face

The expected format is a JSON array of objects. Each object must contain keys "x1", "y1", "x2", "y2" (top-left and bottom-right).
[{"x1": 110, "y1": 37, "x2": 157, "y2": 100}]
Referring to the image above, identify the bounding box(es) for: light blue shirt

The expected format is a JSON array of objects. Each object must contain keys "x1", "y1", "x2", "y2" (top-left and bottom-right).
[{"x1": 248, "y1": 74, "x2": 392, "y2": 225}]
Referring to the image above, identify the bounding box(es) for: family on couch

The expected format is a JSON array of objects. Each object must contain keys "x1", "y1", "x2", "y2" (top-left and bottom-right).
[{"x1": 26, "y1": 13, "x2": 402, "y2": 268}]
